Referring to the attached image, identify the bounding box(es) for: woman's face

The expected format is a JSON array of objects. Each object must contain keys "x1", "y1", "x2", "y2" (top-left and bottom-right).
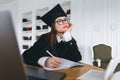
[{"x1": 55, "y1": 16, "x2": 70, "y2": 33}]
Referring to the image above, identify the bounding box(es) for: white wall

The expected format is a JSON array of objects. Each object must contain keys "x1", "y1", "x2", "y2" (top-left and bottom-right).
[
  {"x1": 0, "y1": 1, "x2": 18, "y2": 27},
  {"x1": 0, "y1": 0, "x2": 20, "y2": 51},
  {"x1": 18, "y1": 0, "x2": 70, "y2": 13},
  {"x1": 71, "y1": 0, "x2": 120, "y2": 64},
  {"x1": 1, "y1": 0, "x2": 120, "y2": 64}
]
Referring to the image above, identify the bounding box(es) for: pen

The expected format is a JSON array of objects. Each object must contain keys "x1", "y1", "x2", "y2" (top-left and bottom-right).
[{"x1": 46, "y1": 50, "x2": 55, "y2": 58}]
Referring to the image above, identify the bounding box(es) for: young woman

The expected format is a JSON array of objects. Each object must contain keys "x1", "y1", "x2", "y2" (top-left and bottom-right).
[{"x1": 22, "y1": 4, "x2": 82, "y2": 68}]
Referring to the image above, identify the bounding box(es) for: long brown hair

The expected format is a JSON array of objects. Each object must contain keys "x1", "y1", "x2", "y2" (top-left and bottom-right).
[{"x1": 47, "y1": 21, "x2": 57, "y2": 55}]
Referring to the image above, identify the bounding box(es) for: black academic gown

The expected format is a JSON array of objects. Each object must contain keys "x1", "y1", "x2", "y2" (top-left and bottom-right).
[{"x1": 22, "y1": 33, "x2": 82, "y2": 66}]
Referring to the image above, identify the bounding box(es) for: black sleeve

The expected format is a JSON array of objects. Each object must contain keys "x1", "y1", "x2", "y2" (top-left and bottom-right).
[
  {"x1": 64, "y1": 38, "x2": 82, "y2": 62},
  {"x1": 22, "y1": 34, "x2": 49, "y2": 66}
]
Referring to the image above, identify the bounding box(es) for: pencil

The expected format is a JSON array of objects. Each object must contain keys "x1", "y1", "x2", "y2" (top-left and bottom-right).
[{"x1": 46, "y1": 50, "x2": 55, "y2": 58}]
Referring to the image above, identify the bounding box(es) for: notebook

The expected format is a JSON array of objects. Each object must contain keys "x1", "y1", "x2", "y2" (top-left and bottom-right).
[
  {"x1": 0, "y1": 10, "x2": 66, "y2": 80},
  {"x1": 44, "y1": 58, "x2": 84, "y2": 70},
  {"x1": 77, "y1": 58, "x2": 119, "y2": 80}
]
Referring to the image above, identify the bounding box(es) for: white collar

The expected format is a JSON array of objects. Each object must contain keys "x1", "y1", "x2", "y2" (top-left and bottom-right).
[{"x1": 56, "y1": 35, "x2": 64, "y2": 43}]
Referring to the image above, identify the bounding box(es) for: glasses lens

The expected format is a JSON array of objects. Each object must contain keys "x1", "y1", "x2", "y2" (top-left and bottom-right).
[
  {"x1": 57, "y1": 20, "x2": 63, "y2": 25},
  {"x1": 56, "y1": 18, "x2": 70, "y2": 25}
]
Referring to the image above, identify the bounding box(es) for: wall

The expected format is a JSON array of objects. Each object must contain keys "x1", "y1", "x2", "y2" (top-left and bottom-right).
[
  {"x1": 0, "y1": 0, "x2": 20, "y2": 51},
  {"x1": 0, "y1": 1, "x2": 18, "y2": 27},
  {"x1": 71, "y1": 0, "x2": 120, "y2": 64},
  {"x1": 1, "y1": 0, "x2": 120, "y2": 64},
  {"x1": 18, "y1": 0, "x2": 70, "y2": 13}
]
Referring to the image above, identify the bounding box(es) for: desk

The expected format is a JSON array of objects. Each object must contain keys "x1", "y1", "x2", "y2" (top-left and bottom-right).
[
  {"x1": 25, "y1": 63, "x2": 104, "y2": 80},
  {"x1": 55, "y1": 63, "x2": 104, "y2": 80}
]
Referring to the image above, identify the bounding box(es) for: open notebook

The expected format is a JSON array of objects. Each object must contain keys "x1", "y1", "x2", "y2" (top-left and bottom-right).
[
  {"x1": 77, "y1": 58, "x2": 119, "y2": 80},
  {"x1": 44, "y1": 58, "x2": 84, "y2": 70}
]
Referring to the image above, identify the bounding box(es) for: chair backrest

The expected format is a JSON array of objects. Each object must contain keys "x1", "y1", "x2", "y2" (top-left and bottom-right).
[{"x1": 93, "y1": 44, "x2": 112, "y2": 62}]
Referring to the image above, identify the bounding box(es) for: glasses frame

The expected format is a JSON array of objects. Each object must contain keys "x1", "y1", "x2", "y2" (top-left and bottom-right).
[{"x1": 55, "y1": 17, "x2": 70, "y2": 25}]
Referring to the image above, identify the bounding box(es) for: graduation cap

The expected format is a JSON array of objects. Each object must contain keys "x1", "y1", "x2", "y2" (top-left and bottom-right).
[{"x1": 41, "y1": 4, "x2": 67, "y2": 27}]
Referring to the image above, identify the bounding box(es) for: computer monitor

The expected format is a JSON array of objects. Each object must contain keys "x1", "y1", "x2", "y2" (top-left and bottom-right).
[{"x1": 0, "y1": 10, "x2": 27, "y2": 80}]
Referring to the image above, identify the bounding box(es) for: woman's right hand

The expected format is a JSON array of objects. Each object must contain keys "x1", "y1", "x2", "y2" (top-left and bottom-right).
[{"x1": 45, "y1": 57, "x2": 62, "y2": 68}]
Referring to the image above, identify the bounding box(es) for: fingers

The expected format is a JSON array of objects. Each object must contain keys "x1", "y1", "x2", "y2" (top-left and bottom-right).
[
  {"x1": 53, "y1": 57, "x2": 62, "y2": 64},
  {"x1": 67, "y1": 22, "x2": 72, "y2": 32},
  {"x1": 45, "y1": 57, "x2": 62, "y2": 68},
  {"x1": 69, "y1": 22, "x2": 72, "y2": 28}
]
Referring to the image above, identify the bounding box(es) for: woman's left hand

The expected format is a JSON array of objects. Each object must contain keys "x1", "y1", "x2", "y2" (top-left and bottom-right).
[{"x1": 67, "y1": 22, "x2": 72, "y2": 32}]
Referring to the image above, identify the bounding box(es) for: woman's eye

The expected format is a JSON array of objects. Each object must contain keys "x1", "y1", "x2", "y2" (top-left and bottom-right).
[{"x1": 58, "y1": 20, "x2": 62, "y2": 23}]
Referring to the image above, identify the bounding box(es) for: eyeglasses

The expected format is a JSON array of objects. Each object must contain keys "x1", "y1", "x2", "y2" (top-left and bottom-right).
[{"x1": 55, "y1": 18, "x2": 70, "y2": 25}]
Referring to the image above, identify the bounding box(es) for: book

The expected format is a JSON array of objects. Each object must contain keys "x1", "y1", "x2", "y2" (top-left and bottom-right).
[{"x1": 43, "y1": 58, "x2": 84, "y2": 71}]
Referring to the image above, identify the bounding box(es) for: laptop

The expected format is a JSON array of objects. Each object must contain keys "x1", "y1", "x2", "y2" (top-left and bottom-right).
[
  {"x1": 77, "y1": 58, "x2": 119, "y2": 80},
  {"x1": 0, "y1": 10, "x2": 66, "y2": 80}
]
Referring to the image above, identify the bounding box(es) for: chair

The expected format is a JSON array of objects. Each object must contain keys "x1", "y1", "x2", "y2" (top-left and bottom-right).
[
  {"x1": 114, "y1": 63, "x2": 120, "y2": 72},
  {"x1": 92, "y1": 44, "x2": 112, "y2": 69}
]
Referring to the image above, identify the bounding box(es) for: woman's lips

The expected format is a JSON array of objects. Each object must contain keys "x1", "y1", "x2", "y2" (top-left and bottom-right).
[{"x1": 63, "y1": 26, "x2": 68, "y2": 28}]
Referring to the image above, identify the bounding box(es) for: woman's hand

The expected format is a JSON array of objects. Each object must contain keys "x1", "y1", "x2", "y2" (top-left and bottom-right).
[
  {"x1": 67, "y1": 22, "x2": 72, "y2": 32},
  {"x1": 45, "y1": 57, "x2": 62, "y2": 68}
]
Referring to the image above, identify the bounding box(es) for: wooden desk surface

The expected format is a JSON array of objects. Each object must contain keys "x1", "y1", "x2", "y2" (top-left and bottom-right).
[
  {"x1": 24, "y1": 63, "x2": 104, "y2": 80},
  {"x1": 55, "y1": 63, "x2": 104, "y2": 80}
]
